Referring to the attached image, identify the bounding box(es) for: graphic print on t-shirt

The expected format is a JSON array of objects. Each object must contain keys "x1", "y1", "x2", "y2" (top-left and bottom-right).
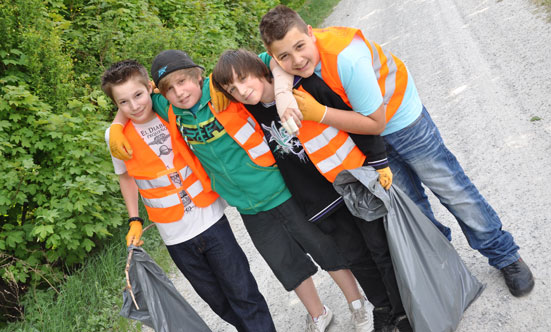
[
  {"x1": 135, "y1": 118, "x2": 195, "y2": 214},
  {"x1": 261, "y1": 121, "x2": 309, "y2": 163}
]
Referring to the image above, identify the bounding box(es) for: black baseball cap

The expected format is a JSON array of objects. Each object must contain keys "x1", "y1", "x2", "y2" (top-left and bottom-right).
[{"x1": 151, "y1": 50, "x2": 204, "y2": 86}]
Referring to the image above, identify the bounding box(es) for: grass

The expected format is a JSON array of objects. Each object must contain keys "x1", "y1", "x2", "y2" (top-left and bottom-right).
[
  {"x1": 0, "y1": 205, "x2": 173, "y2": 332},
  {"x1": 296, "y1": 0, "x2": 342, "y2": 27}
]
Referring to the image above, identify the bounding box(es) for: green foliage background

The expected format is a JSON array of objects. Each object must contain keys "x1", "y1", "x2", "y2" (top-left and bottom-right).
[{"x1": 0, "y1": 0, "x2": 281, "y2": 319}]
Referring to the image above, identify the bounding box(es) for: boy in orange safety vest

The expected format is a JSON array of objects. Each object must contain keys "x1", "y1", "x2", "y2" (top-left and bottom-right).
[
  {"x1": 259, "y1": 2, "x2": 534, "y2": 320},
  {"x1": 101, "y1": 60, "x2": 276, "y2": 332}
]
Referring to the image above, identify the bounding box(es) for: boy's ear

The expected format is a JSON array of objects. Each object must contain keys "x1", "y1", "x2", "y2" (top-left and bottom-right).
[{"x1": 307, "y1": 25, "x2": 316, "y2": 42}]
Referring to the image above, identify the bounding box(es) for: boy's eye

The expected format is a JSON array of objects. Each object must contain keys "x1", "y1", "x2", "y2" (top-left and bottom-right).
[
  {"x1": 296, "y1": 43, "x2": 304, "y2": 50},
  {"x1": 228, "y1": 87, "x2": 235, "y2": 94},
  {"x1": 279, "y1": 54, "x2": 288, "y2": 61}
]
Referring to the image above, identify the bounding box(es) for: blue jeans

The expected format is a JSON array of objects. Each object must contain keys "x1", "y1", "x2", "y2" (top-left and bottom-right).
[
  {"x1": 166, "y1": 216, "x2": 275, "y2": 332},
  {"x1": 383, "y1": 107, "x2": 519, "y2": 269}
]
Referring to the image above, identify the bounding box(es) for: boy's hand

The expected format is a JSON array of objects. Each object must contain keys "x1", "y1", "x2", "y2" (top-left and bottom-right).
[
  {"x1": 280, "y1": 109, "x2": 301, "y2": 135},
  {"x1": 150, "y1": 80, "x2": 160, "y2": 94},
  {"x1": 126, "y1": 221, "x2": 144, "y2": 247},
  {"x1": 293, "y1": 89, "x2": 327, "y2": 123},
  {"x1": 376, "y1": 167, "x2": 393, "y2": 190},
  {"x1": 109, "y1": 124, "x2": 133, "y2": 160},
  {"x1": 209, "y1": 74, "x2": 230, "y2": 113}
]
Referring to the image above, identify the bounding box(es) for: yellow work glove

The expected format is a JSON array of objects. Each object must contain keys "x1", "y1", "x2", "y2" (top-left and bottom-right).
[
  {"x1": 126, "y1": 220, "x2": 144, "y2": 247},
  {"x1": 376, "y1": 167, "x2": 393, "y2": 190},
  {"x1": 150, "y1": 80, "x2": 160, "y2": 94},
  {"x1": 109, "y1": 124, "x2": 133, "y2": 160},
  {"x1": 209, "y1": 73, "x2": 230, "y2": 113},
  {"x1": 292, "y1": 89, "x2": 327, "y2": 123}
]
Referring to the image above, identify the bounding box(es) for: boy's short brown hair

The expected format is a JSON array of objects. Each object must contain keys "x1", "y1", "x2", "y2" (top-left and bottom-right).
[
  {"x1": 157, "y1": 67, "x2": 204, "y2": 95},
  {"x1": 211, "y1": 49, "x2": 272, "y2": 102},
  {"x1": 101, "y1": 60, "x2": 149, "y2": 102},
  {"x1": 259, "y1": 5, "x2": 309, "y2": 50}
]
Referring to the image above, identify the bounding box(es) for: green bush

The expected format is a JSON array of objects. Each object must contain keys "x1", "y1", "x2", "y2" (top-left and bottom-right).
[{"x1": 0, "y1": 0, "x2": 278, "y2": 323}]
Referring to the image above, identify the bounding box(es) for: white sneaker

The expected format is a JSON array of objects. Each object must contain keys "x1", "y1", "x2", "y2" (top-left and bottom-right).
[
  {"x1": 305, "y1": 305, "x2": 333, "y2": 332},
  {"x1": 349, "y1": 297, "x2": 372, "y2": 332}
]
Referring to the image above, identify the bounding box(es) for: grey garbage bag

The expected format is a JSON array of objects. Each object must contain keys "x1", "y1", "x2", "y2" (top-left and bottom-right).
[
  {"x1": 120, "y1": 246, "x2": 211, "y2": 332},
  {"x1": 334, "y1": 167, "x2": 484, "y2": 332}
]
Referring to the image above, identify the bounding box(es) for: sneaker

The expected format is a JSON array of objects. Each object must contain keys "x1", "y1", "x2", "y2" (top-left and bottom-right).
[
  {"x1": 349, "y1": 297, "x2": 370, "y2": 331},
  {"x1": 305, "y1": 305, "x2": 333, "y2": 332},
  {"x1": 500, "y1": 257, "x2": 535, "y2": 297},
  {"x1": 392, "y1": 314, "x2": 413, "y2": 332},
  {"x1": 371, "y1": 306, "x2": 393, "y2": 332}
]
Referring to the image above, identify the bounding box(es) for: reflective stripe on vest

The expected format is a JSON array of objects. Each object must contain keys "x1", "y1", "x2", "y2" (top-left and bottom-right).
[
  {"x1": 299, "y1": 123, "x2": 365, "y2": 182},
  {"x1": 211, "y1": 102, "x2": 276, "y2": 166},
  {"x1": 314, "y1": 27, "x2": 408, "y2": 123},
  {"x1": 233, "y1": 116, "x2": 272, "y2": 159},
  {"x1": 142, "y1": 192, "x2": 182, "y2": 209},
  {"x1": 135, "y1": 176, "x2": 171, "y2": 190},
  {"x1": 302, "y1": 126, "x2": 357, "y2": 174}
]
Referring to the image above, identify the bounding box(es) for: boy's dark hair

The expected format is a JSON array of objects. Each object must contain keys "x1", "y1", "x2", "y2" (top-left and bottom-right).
[
  {"x1": 212, "y1": 49, "x2": 272, "y2": 102},
  {"x1": 259, "y1": 5, "x2": 308, "y2": 49},
  {"x1": 101, "y1": 60, "x2": 149, "y2": 102}
]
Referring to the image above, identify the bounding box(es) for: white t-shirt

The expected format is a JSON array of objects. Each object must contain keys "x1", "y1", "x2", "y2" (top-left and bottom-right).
[{"x1": 105, "y1": 117, "x2": 227, "y2": 245}]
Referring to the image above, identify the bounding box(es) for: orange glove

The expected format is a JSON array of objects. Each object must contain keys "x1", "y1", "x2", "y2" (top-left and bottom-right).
[
  {"x1": 209, "y1": 73, "x2": 230, "y2": 113},
  {"x1": 150, "y1": 80, "x2": 160, "y2": 94},
  {"x1": 376, "y1": 167, "x2": 393, "y2": 190},
  {"x1": 109, "y1": 124, "x2": 132, "y2": 160},
  {"x1": 292, "y1": 89, "x2": 327, "y2": 123},
  {"x1": 126, "y1": 220, "x2": 144, "y2": 247}
]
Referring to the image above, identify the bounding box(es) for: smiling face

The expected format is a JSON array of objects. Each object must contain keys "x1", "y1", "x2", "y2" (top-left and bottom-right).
[
  {"x1": 268, "y1": 25, "x2": 320, "y2": 78},
  {"x1": 161, "y1": 70, "x2": 203, "y2": 109},
  {"x1": 111, "y1": 76, "x2": 155, "y2": 124},
  {"x1": 221, "y1": 69, "x2": 274, "y2": 105}
]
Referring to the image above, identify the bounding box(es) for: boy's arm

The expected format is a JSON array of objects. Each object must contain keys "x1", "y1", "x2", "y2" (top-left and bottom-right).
[
  {"x1": 271, "y1": 62, "x2": 302, "y2": 135},
  {"x1": 293, "y1": 89, "x2": 386, "y2": 135},
  {"x1": 119, "y1": 172, "x2": 144, "y2": 246}
]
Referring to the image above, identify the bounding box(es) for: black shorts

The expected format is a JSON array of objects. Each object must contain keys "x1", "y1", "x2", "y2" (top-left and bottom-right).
[{"x1": 241, "y1": 197, "x2": 348, "y2": 291}]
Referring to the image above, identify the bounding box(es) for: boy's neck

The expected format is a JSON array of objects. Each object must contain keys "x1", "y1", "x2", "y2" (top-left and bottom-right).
[{"x1": 261, "y1": 79, "x2": 275, "y2": 104}]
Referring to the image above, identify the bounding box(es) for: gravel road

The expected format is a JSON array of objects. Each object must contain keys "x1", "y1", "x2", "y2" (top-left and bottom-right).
[{"x1": 145, "y1": 1, "x2": 551, "y2": 331}]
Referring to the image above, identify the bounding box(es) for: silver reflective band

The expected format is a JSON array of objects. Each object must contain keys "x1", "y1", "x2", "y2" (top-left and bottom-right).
[
  {"x1": 234, "y1": 123, "x2": 255, "y2": 145},
  {"x1": 368, "y1": 41, "x2": 398, "y2": 104},
  {"x1": 316, "y1": 136, "x2": 356, "y2": 173},
  {"x1": 186, "y1": 180, "x2": 203, "y2": 198},
  {"x1": 178, "y1": 166, "x2": 192, "y2": 181},
  {"x1": 135, "y1": 175, "x2": 171, "y2": 190},
  {"x1": 248, "y1": 142, "x2": 270, "y2": 159},
  {"x1": 303, "y1": 126, "x2": 339, "y2": 154},
  {"x1": 142, "y1": 193, "x2": 181, "y2": 209}
]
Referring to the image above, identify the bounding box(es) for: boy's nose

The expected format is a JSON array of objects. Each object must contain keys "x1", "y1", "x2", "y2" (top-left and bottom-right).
[{"x1": 236, "y1": 84, "x2": 247, "y2": 96}]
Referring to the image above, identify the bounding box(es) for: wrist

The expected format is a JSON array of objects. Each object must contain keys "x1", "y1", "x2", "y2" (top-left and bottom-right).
[
  {"x1": 319, "y1": 105, "x2": 328, "y2": 123},
  {"x1": 128, "y1": 216, "x2": 144, "y2": 225}
]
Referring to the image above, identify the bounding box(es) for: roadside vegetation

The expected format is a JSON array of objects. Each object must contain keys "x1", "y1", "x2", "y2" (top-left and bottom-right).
[{"x1": 0, "y1": 0, "x2": 339, "y2": 330}]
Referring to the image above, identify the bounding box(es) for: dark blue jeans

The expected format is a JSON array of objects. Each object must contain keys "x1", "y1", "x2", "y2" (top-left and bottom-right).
[
  {"x1": 166, "y1": 216, "x2": 275, "y2": 332},
  {"x1": 384, "y1": 107, "x2": 519, "y2": 269}
]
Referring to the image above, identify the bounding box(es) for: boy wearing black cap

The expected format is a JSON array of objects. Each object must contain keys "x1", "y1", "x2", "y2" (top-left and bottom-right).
[{"x1": 109, "y1": 50, "x2": 372, "y2": 332}]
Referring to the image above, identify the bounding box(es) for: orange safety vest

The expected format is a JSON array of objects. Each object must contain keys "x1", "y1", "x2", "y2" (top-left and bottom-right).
[
  {"x1": 210, "y1": 102, "x2": 276, "y2": 166},
  {"x1": 296, "y1": 90, "x2": 366, "y2": 182},
  {"x1": 313, "y1": 26, "x2": 409, "y2": 123},
  {"x1": 123, "y1": 115, "x2": 218, "y2": 223}
]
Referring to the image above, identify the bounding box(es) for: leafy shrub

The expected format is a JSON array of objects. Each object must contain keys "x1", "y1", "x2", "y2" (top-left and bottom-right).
[{"x1": 0, "y1": 0, "x2": 281, "y2": 324}]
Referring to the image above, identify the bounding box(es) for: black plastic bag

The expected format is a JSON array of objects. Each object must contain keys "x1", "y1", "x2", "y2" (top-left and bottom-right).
[
  {"x1": 334, "y1": 167, "x2": 484, "y2": 332},
  {"x1": 120, "y1": 246, "x2": 212, "y2": 332}
]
